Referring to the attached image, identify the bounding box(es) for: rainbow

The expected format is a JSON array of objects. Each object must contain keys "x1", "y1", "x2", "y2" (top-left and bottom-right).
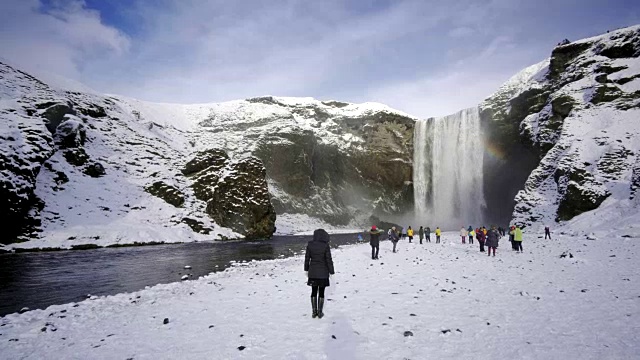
[{"x1": 484, "y1": 141, "x2": 508, "y2": 162}]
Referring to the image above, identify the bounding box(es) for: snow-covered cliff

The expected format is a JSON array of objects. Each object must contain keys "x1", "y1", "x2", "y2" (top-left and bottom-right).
[
  {"x1": 4, "y1": 24, "x2": 640, "y2": 249},
  {"x1": 0, "y1": 62, "x2": 416, "y2": 248},
  {"x1": 481, "y1": 25, "x2": 640, "y2": 236}
]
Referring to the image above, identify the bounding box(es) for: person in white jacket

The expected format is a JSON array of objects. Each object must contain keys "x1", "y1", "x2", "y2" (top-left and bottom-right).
[{"x1": 460, "y1": 227, "x2": 467, "y2": 244}]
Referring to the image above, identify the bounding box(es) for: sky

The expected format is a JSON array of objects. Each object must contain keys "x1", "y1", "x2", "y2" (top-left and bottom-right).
[{"x1": 1, "y1": 0, "x2": 639, "y2": 118}]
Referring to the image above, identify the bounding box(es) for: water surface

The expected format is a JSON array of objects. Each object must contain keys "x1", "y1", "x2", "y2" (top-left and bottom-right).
[{"x1": 0, "y1": 233, "x2": 362, "y2": 316}]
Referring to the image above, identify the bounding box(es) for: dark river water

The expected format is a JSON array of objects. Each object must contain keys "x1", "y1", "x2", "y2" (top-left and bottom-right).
[{"x1": 0, "y1": 233, "x2": 362, "y2": 316}]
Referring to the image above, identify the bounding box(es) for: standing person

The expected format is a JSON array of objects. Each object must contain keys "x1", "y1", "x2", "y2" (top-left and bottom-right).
[
  {"x1": 486, "y1": 225, "x2": 499, "y2": 257},
  {"x1": 435, "y1": 227, "x2": 442, "y2": 243},
  {"x1": 368, "y1": 225, "x2": 382, "y2": 259},
  {"x1": 544, "y1": 226, "x2": 552, "y2": 240},
  {"x1": 418, "y1": 226, "x2": 424, "y2": 244},
  {"x1": 304, "y1": 229, "x2": 335, "y2": 319},
  {"x1": 407, "y1": 226, "x2": 414, "y2": 243},
  {"x1": 390, "y1": 226, "x2": 400, "y2": 253},
  {"x1": 460, "y1": 226, "x2": 467, "y2": 244},
  {"x1": 514, "y1": 225, "x2": 524, "y2": 252},
  {"x1": 468, "y1": 226, "x2": 474, "y2": 244},
  {"x1": 477, "y1": 226, "x2": 486, "y2": 252},
  {"x1": 509, "y1": 225, "x2": 516, "y2": 250},
  {"x1": 426, "y1": 227, "x2": 432, "y2": 242}
]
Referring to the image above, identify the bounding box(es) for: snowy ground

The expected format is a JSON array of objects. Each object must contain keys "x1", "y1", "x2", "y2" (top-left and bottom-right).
[{"x1": 1, "y1": 231, "x2": 639, "y2": 359}]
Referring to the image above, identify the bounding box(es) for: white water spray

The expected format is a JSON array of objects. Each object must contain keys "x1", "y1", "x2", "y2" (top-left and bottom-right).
[{"x1": 413, "y1": 107, "x2": 486, "y2": 229}]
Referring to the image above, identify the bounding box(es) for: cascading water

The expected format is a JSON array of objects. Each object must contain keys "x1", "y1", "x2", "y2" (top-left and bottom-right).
[{"x1": 413, "y1": 107, "x2": 486, "y2": 229}]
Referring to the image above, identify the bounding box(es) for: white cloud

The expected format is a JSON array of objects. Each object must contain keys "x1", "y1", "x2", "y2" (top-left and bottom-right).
[
  {"x1": 449, "y1": 27, "x2": 475, "y2": 38},
  {"x1": 0, "y1": 0, "x2": 129, "y2": 78},
  {"x1": 94, "y1": 0, "x2": 452, "y2": 103},
  {"x1": 367, "y1": 70, "x2": 508, "y2": 119},
  {"x1": 3, "y1": 0, "x2": 632, "y2": 119}
]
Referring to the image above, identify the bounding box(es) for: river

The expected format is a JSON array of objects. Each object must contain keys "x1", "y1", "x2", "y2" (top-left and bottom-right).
[{"x1": 0, "y1": 233, "x2": 362, "y2": 316}]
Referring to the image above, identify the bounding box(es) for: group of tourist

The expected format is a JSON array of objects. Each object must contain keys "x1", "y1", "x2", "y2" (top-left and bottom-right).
[{"x1": 304, "y1": 223, "x2": 547, "y2": 319}]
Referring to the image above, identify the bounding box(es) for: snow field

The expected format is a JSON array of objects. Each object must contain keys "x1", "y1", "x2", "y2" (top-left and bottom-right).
[{"x1": 1, "y1": 231, "x2": 639, "y2": 359}]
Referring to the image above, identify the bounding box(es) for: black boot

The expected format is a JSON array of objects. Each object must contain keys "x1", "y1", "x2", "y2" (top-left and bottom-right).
[
  {"x1": 317, "y1": 297, "x2": 325, "y2": 319},
  {"x1": 311, "y1": 297, "x2": 318, "y2": 318}
]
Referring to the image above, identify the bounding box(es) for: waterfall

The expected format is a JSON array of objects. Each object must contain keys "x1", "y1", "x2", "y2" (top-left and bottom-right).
[{"x1": 413, "y1": 107, "x2": 486, "y2": 229}]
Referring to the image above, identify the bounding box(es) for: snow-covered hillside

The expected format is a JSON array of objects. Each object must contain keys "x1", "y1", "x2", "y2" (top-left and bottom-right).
[
  {"x1": 1, "y1": 62, "x2": 416, "y2": 249},
  {"x1": 481, "y1": 25, "x2": 640, "y2": 236},
  {"x1": 4, "y1": 24, "x2": 640, "y2": 249}
]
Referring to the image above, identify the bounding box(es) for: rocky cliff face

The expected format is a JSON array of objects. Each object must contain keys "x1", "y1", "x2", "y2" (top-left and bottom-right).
[
  {"x1": 192, "y1": 96, "x2": 416, "y2": 226},
  {"x1": 0, "y1": 62, "x2": 279, "y2": 246},
  {"x1": 480, "y1": 25, "x2": 640, "y2": 228},
  {"x1": 5, "y1": 25, "x2": 638, "y2": 247},
  {"x1": 1, "y1": 63, "x2": 415, "y2": 246}
]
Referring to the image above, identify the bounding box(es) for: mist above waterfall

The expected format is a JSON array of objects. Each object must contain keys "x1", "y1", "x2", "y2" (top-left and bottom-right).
[{"x1": 413, "y1": 107, "x2": 487, "y2": 230}]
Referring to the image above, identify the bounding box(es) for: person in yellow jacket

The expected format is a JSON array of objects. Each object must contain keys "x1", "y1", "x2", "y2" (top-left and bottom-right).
[
  {"x1": 514, "y1": 225, "x2": 523, "y2": 252},
  {"x1": 435, "y1": 227, "x2": 442, "y2": 243},
  {"x1": 407, "y1": 226, "x2": 414, "y2": 243}
]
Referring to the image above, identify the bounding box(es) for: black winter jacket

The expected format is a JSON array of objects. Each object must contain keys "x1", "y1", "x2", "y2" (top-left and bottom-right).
[
  {"x1": 304, "y1": 229, "x2": 335, "y2": 279},
  {"x1": 368, "y1": 230, "x2": 382, "y2": 246}
]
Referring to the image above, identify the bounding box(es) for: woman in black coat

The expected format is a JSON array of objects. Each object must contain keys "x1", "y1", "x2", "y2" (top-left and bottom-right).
[{"x1": 304, "y1": 229, "x2": 335, "y2": 319}]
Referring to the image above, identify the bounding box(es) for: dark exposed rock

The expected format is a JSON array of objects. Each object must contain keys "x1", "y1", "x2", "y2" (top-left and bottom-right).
[
  {"x1": 597, "y1": 147, "x2": 633, "y2": 180},
  {"x1": 53, "y1": 171, "x2": 69, "y2": 185},
  {"x1": 63, "y1": 148, "x2": 89, "y2": 166},
  {"x1": 71, "y1": 244, "x2": 100, "y2": 250},
  {"x1": 246, "y1": 96, "x2": 281, "y2": 105},
  {"x1": 252, "y1": 111, "x2": 414, "y2": 223},
  {"x1": 187, "y1": 150, "x2": 276, "y2": 239},
  {"x1": 182, "y1": 148, "x2": 229, "y2": 176},
  {"x1": 42, "y1": 103, "x2": 76, "y2": 134},
  {"x1": 480, "y1": 85, "x2": 548, "y2": 225},
  {"x1": 548, "y1": 42, "x2": 592, "y2": 81},
  {"x1": 597, "y1": 30, "x2": 640, "y2": 59},
  {"x1": 180, "y1": 217, "x2": 212, "y2": 234},
  {"x1": 321, "y1": 100, "x2": 349, "y2": 108},
  {"x1": 590, "y1": 85, "x2": 623, "y2": 105},
  {"x1": 54, "y1": 119, "x2": 86, "y2": 149},
  {"x1": 614, "y1": 74, "x2": 640, "y2": 85},
  {"x1": 254, "y1": 130, "x2": 316, "y2": 198},
  {"x1": 551, "y1": 95, "x2": 575, "y2": 118},
  {"x1": 77, "y1": 104, "x2": 107, "y2": 118},
  {"x1": 0, "y1": 102, "x2": 55, "y2": 243},
  {"x1": 145, "y1": 181, "x2": 185, "y2": 207},
  {"x1": 84, "y1": 162, "x2": 106, "y2": 178},
  {"x1": 368, "y1": 215, "x2": 401, "y2": 233},
  {"x1": 596, "y1": 64, "x2": 629, "y2": 75},
  {"x1": 555, "y1": 168, "x2": 610, "y2": 222}
]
